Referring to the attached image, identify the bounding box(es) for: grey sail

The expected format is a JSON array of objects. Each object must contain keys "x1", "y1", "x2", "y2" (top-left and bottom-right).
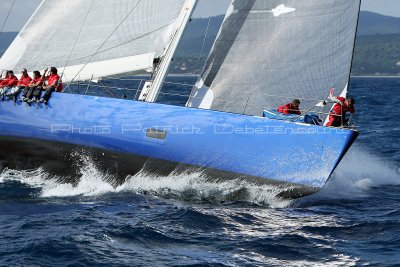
[{"x1": 187, "y1": 0, "x2": 361, "y2": 116}]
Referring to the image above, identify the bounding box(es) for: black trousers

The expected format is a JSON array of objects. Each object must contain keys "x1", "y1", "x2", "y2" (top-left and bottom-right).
[
  {"x1": 25, "y1": 86, "x2": 39, "y2": 100},
  {"x1": 25, "y1": 86, "x2": 55, "y2": 102},
  {"x1": 32, "y1": 87, "x2": 42, "y2": 99},
  {"x1": 22, "y1": 87, "x2": 31, "y2": 98},
  {"x1": 42, "y1": 86, "x2": 55, "y2": 102}
]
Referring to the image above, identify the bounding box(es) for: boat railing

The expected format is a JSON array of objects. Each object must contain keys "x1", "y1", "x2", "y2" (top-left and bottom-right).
[
  {"x1": 64, "y1": 77, "x2": 330, "y2": 110},
  {"x1": 210, "y1": 94, "x2": 329, "y2": 113},
  {"x1": 209, "y1": 92, "x2": 357, "y2": 128},
  {"x1": 63, "y1": 78, "x2": 193, "y2": 101},
  {"x1": 62, "y1": 77, "x2": 354, "y2": 128}
]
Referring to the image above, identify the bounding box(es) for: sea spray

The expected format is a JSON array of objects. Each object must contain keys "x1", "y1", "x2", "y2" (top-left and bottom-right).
[
  {"x1": 0, "y1": 156, "x2": 291, "y2": 207},
  {"x1": 310, "y1": 145, "x2": 400, "y2": 200},
  {"x1": 119, "y1": 169, "x2": 292, "y2": 207},
  {"x1": 2, "y1": 145, "x2": 398, "y2": 206}
]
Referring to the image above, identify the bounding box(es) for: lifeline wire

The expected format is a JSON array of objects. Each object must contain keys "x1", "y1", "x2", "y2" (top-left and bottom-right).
[
  {"x1": 62, "y1": 0, "x2": 96, "y2": 87},
  {"x1": 68, "y1": 0, "x2": 143, "y2": 84}
]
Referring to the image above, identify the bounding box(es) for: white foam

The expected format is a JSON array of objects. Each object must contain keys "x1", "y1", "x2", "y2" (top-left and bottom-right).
[
  {"x1": 117, "y1": 170, "x2": 292, "y2": 208},
  {"x1": 1, "y1": 145, "x2": 398, "y2": 205},
  {"x1": 0, "y1": 155, "x2": 115, "y2": 198},
  {"x1": 0, "y1": 161, "x2": 290, "y2": 207},
  {"x1": 316, "y1": 146, "x2": 400, "y2": 198},
  {"x1": 0, "y1": 167, "x2": 46, "y2": 186}
]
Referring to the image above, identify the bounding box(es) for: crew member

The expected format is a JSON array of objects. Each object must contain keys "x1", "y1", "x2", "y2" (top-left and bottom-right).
[
  {"x1": 0, "y1": 70, "x2": 18, "y2": 100},
  {"x1": 277, "y1": 99, "x2": 301, "y2": 115},
  {"x1": 6, "y1": 69, "x2": 32, "y2": 101},
  {"x1": 326, "y1": 94, "x2": 355, "y2": 127},
  {"x1": 38, "y1": 67, "x2": 61, "y2": 104},
  {"x1": 21, "y1": 71, "x2": 43, "y2": 102}
]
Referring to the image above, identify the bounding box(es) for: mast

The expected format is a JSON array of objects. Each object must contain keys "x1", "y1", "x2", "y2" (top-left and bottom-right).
[{"x1": 139, "y1": 0, "x2": 198, "y2": 102}]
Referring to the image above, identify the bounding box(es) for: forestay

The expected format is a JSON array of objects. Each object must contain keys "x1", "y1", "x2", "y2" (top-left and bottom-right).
[
  {"x1": 0, "y1": 0, "x2": 186, "y2": 82},
  {"x1": 187, "y1": 0, "x2": 361, "y2": 116}
]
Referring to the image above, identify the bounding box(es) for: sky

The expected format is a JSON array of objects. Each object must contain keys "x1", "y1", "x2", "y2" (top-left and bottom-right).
[{"x1": 1, "y1": 0, "x2": 400, "y2": 32}]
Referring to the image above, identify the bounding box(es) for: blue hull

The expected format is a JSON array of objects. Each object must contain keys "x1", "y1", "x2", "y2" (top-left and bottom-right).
[{"x1": 0, "y1": 93, "x2": 358, "y2": 198}]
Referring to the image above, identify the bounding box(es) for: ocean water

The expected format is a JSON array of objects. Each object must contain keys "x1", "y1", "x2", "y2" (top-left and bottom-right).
[{"x1": 0, "y1": 77, "x2": 400, "y2": 266}]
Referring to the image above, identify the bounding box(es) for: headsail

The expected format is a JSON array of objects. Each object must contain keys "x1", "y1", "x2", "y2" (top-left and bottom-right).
[
  {"x1": 0, "y1": 0, "x2": 187, "y2": 82},
  {"x1": 188, "y1": 0, "x2": 361, "y2": 116}
]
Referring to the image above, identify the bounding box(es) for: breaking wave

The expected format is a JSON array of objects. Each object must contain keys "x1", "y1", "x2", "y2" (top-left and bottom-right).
[
  {"x1": 0, "y1": 154, "x2": 291, "y2": 208},
  {"x1": 1, "y1": 145, "x2": 398, "y2": 206}
]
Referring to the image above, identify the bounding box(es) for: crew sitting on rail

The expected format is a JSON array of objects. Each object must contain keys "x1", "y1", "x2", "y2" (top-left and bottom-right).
[
  {"x1": 38, "y1": 67, "x2": 62, "y2": 104},
  {"x1": 326, "y1": 91, "x2": 355, "y2": 127},
  {"x1": 0, "y1": 70, "x2": 18, "y2": 101},
  {"x1": 277, "y1": 99, "x2": 301, "y2": 115},
  {"x1": 21, "y1": 67, "x2": 61, "y2": 104},
  {"x1": 20, "y1": 70, "x2": 43, "y2": 103},
  {"x1": 6, "y1": 68, "x2": 32, "y2": 101}
]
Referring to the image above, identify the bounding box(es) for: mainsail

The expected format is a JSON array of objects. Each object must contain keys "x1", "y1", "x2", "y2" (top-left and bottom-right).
[
  {"x1": 188, "y1": 0, "x2": 361, "y2": 116},
  {"x1": 0, "y1": 0, "x2": 187, "y2": 82}
]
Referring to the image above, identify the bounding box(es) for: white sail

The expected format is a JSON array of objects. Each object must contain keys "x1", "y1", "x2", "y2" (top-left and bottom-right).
[
  {"x1": 0, "y1": 0, "x2": 186, "y2": 82},
  {"x1": 188, "y1": 0, "x2": 361, "y2": 116}
]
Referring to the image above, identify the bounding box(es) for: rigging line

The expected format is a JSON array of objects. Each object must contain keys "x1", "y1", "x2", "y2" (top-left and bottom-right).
[
  {"x1": 67, "y1": 23, "x2": 171, "y2": 64},
  {"x1": 190, "y1": 91, "x2": 326, "y2": 102},
  {"x1": 0, "y1": 0, "x2": 16, "y2": 34},
  {"x1": 62, "y1": 0, "x2": 95, "y2": 89},
  {"x1": 68, "y1": 0, "x2": 143, "y2": 84},
  {"x1": 198, "y1": 0, "x2": 216, "y2": 60},
  {"x1": 99, "y1": 80, "x2": 119, "y2": 98},
  {"x1": 192, "y1": 0, "x2": 216, "y2": 85},
  {"x1": 187, "y1": 0, "x2": 216, "y2": 105}
]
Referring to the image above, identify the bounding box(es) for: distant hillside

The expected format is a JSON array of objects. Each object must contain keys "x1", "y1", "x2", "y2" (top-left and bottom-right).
[
  {"x1": 352, "y1": 34, "x2": 400, "y2": 75},
  {"x1": 358, "y1": 11, "x2": 400, "y2": 35}
]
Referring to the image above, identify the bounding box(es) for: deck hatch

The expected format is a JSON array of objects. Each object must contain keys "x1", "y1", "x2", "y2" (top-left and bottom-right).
[{"x1": 146, "y1": 128, "x2": 167, "y2": 140}]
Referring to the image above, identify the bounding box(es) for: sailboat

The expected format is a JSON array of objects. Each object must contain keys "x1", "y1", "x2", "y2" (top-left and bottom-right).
[{"x1": 0, "y1": 0, "x2": 360, "y2": 199}]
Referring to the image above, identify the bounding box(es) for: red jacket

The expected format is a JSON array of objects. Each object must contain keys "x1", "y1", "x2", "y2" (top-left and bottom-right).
[
  {"x1": 0, "y1": 75, "x2": 18, "y2": 87},
  {"x1": 17, "y1": 74, "x2": 32, "y2": 87},
  {"x1": 0, "y1": 75, "x2": 9, "y2": 86},
  {"x1": 30, "y1": 77, "x2": 43, "y2": 87},
  {"x1": 46, "y1": 73, "x2": 62, "y2": 92},
  {"x1": 331, "y1": 96, "x2": 355, "y2": 117},
  {"x1": 278, "y1": 103, "x2": 301, "y2": 115}
]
